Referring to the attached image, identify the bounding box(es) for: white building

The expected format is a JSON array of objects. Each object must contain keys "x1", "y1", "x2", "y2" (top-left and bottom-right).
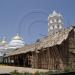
[
  {"x1": 0, "y1": 34, "x2": 25, "y2": 63},
  {"x1": 8, "y1": 33, "x2": 25, "y2": 49},
  {"x1": 0, "y1": 37, "x2": 8, "y2": 63},
  {"x1": 0, "y1": 37, "x2": 8, "y2": 55}
]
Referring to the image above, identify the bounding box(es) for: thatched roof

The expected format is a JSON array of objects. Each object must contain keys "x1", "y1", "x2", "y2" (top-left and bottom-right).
[{"x1": 5, "y1": 26, "x2": 73, "y2": 57}]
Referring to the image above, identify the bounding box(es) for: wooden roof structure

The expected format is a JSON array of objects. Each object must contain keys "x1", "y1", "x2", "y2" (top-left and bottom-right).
[{"x1": 5, "y1": 26, "x2": 73, "y2": 57}]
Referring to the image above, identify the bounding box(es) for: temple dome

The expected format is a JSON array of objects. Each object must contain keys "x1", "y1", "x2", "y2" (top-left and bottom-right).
[
  {"x1": 13, "y1": 33, "x2": 23, "y2": 40},
  {"x1": 0, "y1": 37, "x2": 8, "y2": 53},
  {"x1": 1, "y1": 37, "x2": 7, "y2": 45},
  {"x1": 9, "y1": 33, "x2": 25, "y2": 49},
  {"x1": 0, "y1": 37, "x2": 8, "y2": 47}
]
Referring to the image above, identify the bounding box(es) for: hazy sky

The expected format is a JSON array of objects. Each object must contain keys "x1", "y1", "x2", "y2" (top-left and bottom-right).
[{"x1": 0, "y1": 0, "x2": 75, "y2": 44}]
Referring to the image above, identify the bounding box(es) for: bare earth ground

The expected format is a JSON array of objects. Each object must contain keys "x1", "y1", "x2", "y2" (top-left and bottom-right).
[{"x1": 0, "y1": 65, "x2": 49, "y2": 74}]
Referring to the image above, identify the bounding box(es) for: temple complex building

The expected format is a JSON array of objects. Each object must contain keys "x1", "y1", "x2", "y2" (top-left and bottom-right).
[{"x1": 2, "y1": 11, "x2": 75, "y2": 70}]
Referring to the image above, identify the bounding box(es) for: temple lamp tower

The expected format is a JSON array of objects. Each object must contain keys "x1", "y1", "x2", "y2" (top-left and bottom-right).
[{"x1": 48, "y1": 11, "x2": 64, "y2": 35}]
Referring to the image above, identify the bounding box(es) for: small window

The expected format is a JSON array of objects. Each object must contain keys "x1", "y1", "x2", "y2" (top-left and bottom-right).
[
  {"x1": 50, "y1": 26, "x2": 53, "y2": 30},
  {"x1": 54, "y1": 25, "x2": 57, "y2": 29},
  {"x1": 50, "y1": 20, "x2": 53, "y2": 23},
  {"x1": 54, "y1": 19, "x2": 57, "y2": 22},
  {"x1": 58, "y1": 19, "x2": 61, "y2": 23},
  {"x1": 59, "y1": 25, "x2": 62, "y2": 29}
]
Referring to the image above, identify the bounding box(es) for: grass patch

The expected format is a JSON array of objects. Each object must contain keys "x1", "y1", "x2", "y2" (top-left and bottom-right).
[
  {"x1": 10, "y1": 68, "x2": 75, "y2": 75},
  {"x1": 10, "y1": 70, "x2": 61, "y2": 75},
  {"x1": 10, "y1": 70, "x2": 32, "y2": 75}
]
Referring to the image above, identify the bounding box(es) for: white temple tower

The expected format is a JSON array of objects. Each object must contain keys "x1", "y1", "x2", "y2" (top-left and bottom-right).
[
  {"x1": 0, "y1": 37, "x2": 8, "y2": 52},
  {"x1": 0, "y1": 37, "x2": 8, "y2": 63},
  {"x1": 48, "y1": 11, "x2": 64, "y2": 35}
]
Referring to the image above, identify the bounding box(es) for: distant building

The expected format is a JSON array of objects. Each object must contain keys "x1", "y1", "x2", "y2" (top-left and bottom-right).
[
  {"x1": 3, "y1": 11, "x2": 75, "y2": 70},
  {"x1": 0, "y1": 34, "x2": 25, "y2": 63},
  {"x1": 8, "y1": 33, "x2": 25, "y2": 49},
  {"x1": 0, "y1": 37, "x2": 8, "y2": 63}
]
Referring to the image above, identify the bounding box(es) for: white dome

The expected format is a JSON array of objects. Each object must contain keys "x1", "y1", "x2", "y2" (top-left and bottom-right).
[
  {"x1": 0, "y1": 37, "x2": 8, "y2": 47},
  {"x1": 1, "y1": 37, "x2": 7, "y2": 45},
  {"x1": 9, "y1": 33, "x2": 25, "y2": 49},
  {"x1": 0, "y1": 37, "x2": 8, "y2": 56},
  {"x1": 13, "y1": 34, "x2": 23, "y2": 40}
]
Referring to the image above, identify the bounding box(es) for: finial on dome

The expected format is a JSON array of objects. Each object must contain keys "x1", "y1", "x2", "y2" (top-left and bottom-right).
[
  {"x1": 1, "y1": 36, "x2": 7, "y2": 44},
  {"x1": 12, "y1": 33, "x2": 23, "y2": 40},
  {"x1": 53, "y1": 10, "x2": 57, "y2": 14}
]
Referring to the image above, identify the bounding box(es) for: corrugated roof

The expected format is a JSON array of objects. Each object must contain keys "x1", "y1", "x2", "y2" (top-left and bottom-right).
[{"x1": 5, "y1": 26, "x2": 73, "y2": 57}]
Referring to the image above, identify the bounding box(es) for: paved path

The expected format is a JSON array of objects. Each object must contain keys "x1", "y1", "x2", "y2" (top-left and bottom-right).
[{"x1": 0, "y1": 65, "x2": 49, "y2": 74}]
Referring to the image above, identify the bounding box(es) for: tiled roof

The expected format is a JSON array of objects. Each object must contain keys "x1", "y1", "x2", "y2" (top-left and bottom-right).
[{"x1": 5, "y1": 26, "x2": 73, "y2": 57}]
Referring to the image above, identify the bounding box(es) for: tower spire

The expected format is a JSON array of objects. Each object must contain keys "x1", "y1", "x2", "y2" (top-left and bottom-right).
[{"x1": 53, "y1": 10, "x2": 57, "y2": 14}]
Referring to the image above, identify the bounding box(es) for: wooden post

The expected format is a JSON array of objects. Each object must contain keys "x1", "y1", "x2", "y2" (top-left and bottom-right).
[
  {"x1": 31, "y1": 52, "x2": 34, "y2": 68},
  {"x1": 47, "y1": 47, "x2": 50, "y2": 69}
]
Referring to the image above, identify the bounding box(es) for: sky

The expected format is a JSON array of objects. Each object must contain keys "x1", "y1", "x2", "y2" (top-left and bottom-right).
[{"x1": 0, "y1": 0, "x2": 75, "y2": 44}]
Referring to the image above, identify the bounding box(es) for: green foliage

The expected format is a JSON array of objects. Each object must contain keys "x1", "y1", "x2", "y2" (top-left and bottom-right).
[
  {"x1": 71, "y1": 68, "x2": 75, "y2": 72},
  {"x1": 35, "y1": 71, "x2": 47, "y2": 75},
  {"x1": 10, "y1": 68, "x2": 75, "y2": 75},
  {"x1": 10, "y1": 71, "x2": 52, "y2": 75},
  {"x1": 46, "y1": 70, "x2": 61, "y2": 74},
  {"x1": 64, "y1": 67, "x2": 70, "y2": 72},
  {"x1": 10, "y1": 70, "x2": 21, "y2": 75},
  {"x1": 10, "y1": 70, "x2": 32, "y2": 75},
  {"x1": 34, "y1": 70, "x2": 61, "y2": 75},
  {"x1": 23, "y1": 72, "x2": 32, "y2": 75},
  {"x1": 64, "y1": 67, "x2": 75, "y2": 73}
]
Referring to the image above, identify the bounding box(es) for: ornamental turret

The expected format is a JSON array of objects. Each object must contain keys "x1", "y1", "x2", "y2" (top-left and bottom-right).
[{"x1": 48, "y1": 11, "x2": 64, "y2": 35}]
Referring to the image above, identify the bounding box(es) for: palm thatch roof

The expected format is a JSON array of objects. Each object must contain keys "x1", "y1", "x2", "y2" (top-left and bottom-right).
[{"x1": 5, "y1": 26, "x2": 73, "y2": 57}]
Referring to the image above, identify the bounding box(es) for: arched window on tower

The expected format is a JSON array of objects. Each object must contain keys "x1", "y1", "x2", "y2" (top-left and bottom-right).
[
  {"x1": 58, "y1": 19, "x2": 61, "y2": 23},
  {"x1": 54, "y1": 25, "x2": 57, "y2": 29},
  {"x1": 54, "y1": 19, "x2": 57, "y2": 22},
  {"x1": 50, "y1": 26, "x2": 53, "y2": 30},
  {"x1": 50, "y1": 20, "x2": 53, "y2": 23},
  {"x1": 59, "y1": 25, "x2": 62, "y2": 29}
]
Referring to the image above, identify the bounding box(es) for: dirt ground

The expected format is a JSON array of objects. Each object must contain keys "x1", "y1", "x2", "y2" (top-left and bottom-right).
[{"x1": 0, "y1": 65, "x2": 49, "y2": 74}]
